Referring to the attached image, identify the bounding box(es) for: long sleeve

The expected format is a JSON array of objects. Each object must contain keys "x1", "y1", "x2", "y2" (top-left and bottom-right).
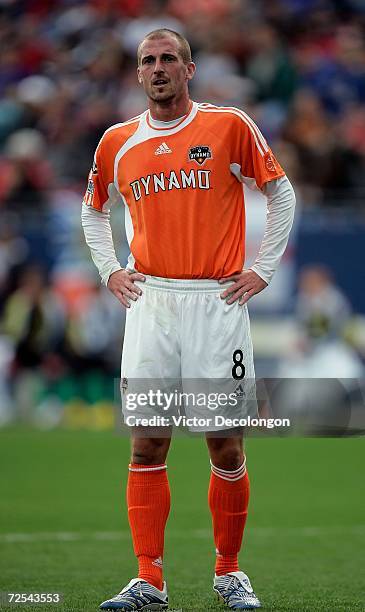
[
  {"x1": 81, "y1": 203, "x2": 123, "y2": 285},
  {"x1": 250, "y1": 175, "x2": 296, "y2": 284}
]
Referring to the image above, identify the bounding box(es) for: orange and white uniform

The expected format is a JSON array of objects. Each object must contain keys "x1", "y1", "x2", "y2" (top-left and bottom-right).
[
  {"x1": 82, "y1": 101, "x2": 292, "y2": 283},
  {"x1": 82, "y1": 102, "x2": 295, "y2": 430}
]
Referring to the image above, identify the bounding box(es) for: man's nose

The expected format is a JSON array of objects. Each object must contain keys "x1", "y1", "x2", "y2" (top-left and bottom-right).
[{"x1": 154, "y1": 58, "x2": 164, "y2": 72}]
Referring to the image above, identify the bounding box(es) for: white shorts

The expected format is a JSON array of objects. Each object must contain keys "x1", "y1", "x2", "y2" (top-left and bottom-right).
[{"x1": 121, "y1": 276, "x2": 257, "y2": 432}]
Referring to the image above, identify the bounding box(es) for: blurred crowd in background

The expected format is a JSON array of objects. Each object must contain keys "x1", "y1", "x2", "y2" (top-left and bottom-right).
[{"x1": 0, "y1": 0, "x2": 364, "y2": 427}]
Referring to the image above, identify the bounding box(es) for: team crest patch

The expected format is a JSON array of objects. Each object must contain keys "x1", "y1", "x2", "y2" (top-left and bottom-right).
[
  {"x1": 265, "y1": 152, "x2": 276, "y2": 172},
  {"x1": 188, "y1": 145, "x2": 212, "y2": 165}
]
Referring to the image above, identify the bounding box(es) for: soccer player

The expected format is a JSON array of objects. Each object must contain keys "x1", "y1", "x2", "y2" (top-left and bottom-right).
[{"x1": 82, "y1": 29, "x2": 295, "y2": 611}]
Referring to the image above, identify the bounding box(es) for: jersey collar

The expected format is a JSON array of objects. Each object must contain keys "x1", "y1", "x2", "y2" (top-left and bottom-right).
[{"x1": 146, "y1": 100, "x2": 196, "y2": 131}]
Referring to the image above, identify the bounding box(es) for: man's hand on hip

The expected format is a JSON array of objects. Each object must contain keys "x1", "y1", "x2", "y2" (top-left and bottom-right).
[
  {"x1": 107, "y1": 269, "x2": 146, "y2": 308},
  {"x1": 219, "y1": 269, "x2": 268, "y2": 305}
]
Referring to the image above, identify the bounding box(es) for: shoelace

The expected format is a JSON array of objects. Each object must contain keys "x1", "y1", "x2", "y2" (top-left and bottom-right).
[
  {"x1": 117, "y1": 582, "x2": 150, "y2": 605},
  {"x1": 220, "y1": 576, "x2": 249, "y2": 603}
]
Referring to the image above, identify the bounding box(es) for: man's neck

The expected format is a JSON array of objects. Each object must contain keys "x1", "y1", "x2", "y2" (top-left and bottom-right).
[{"x1": 148, "y1": 95, "x2": 192, "y2": 122}]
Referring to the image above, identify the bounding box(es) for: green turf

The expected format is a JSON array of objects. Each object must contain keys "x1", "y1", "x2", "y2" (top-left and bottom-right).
[{"x1": 0, "y1": 429, "x2": 364, "y2": 611}]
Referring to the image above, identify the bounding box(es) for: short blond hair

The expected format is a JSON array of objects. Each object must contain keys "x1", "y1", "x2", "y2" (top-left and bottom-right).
[{"x1": 137, "y1": 29, "x2": 192, "y2": 65}]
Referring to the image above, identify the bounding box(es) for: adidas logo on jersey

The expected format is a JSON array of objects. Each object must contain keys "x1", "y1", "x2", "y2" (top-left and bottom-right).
[{"x1": 155, "y1": 142, "x2": 172, "y2": 155}]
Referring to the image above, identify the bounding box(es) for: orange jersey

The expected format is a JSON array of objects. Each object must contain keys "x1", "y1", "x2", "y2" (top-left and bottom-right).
[{"x1": 83, "y1": 101, "x2": 285, "y2": 279}]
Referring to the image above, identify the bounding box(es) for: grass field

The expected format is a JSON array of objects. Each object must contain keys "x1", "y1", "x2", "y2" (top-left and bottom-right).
[{"x1": 0, "y1": 429, "x2": 364, "y2": 611}]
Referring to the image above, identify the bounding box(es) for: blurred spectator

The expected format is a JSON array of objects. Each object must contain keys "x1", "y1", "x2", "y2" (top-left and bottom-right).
[
  {"x1": 246, "y1": 23, "x2": 297, "y2": 106},
  {"x1": 273, "y1": 265, "x2": 364, "y2": 434},
  {"x1": 0, "y1": 215, "x2": 28, "y2": 300},
  {"x1": 0, "y1": 128, "x2": 53, "y2": 211},
  {"x1": 1, "y1": 264, "x2": 65, "y2": 369},
  {"x1": 296, "y1": 265, "x2": 351, "y2": 337},
  {"x1": 278, "y1": 265, "x2": 364, "y2": 378},
  {"x1": 298, "y1": 24, "x2": 365, "y2": 116},
  {"x1": 119, "y1": 0, "x2": 184, "y2": 55},
  {"x1": 63, "y1": 282, "x2": 125, "y2": 374},
  {"x1": 283, "y1": 90, "x2": 365, "y2": 206}
]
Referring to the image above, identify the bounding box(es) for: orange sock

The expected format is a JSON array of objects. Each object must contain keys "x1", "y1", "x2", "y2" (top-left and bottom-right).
[
  {"x1": 208, "y1": 459, "x2": 250, "y2": 576},
  {"x1": 127, "y1": 463, "x2": 170, "y2": 590}
]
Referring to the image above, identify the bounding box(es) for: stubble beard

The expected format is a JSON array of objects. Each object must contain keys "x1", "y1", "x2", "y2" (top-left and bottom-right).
[
  {"x1": 149, "y1": 91, "x2": 176, "y2": 104},
  {"x1": 147, "y1": 82, "x2": 176, "y2": 104}
]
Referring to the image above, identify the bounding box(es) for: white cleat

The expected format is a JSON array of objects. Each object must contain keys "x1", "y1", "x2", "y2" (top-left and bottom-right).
[
  {"x1": 99, "y1": 578, "x2": 168, "y2": 610},
  {"x1": 213, "y1": 571, "x2": 261, "y2": 609}
]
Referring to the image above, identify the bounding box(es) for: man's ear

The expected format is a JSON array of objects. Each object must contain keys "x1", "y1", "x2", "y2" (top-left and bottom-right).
[
  {"x1": 186, "y1": 62, "x2": 196, "y2": 82},
  {"x1": 137, "y1": 67, "x2": 142, "y2": 84}
]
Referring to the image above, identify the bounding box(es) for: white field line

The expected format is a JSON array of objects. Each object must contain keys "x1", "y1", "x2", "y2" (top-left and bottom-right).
[{"x1": 1, "y1": 525, "x2": 365, "y2": 543}]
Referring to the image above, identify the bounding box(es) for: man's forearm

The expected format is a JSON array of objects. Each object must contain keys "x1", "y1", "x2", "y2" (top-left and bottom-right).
[
  {"x1": 251, "y1": 175, "x2": 296, "y2": 284},
  {"x1": 81, "y1": 203, "x2": 123, "y2": 285}
]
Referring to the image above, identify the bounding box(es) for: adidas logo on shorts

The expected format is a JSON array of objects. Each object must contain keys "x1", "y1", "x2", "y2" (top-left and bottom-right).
[{"x1": 155, "y1": 142, "x2": 172, "y2": 155}]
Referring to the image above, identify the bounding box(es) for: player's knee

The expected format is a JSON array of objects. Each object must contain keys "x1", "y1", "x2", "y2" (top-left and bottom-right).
[
  {"x1": 217, "y1": 449, "x2": 244, "y2": 471},
  {"x1": 208, "y1": 440, "x2": 244, "y2": 471},
  {"x1": 131, "y1": 437, "x2": 170, "y2": 465}
]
